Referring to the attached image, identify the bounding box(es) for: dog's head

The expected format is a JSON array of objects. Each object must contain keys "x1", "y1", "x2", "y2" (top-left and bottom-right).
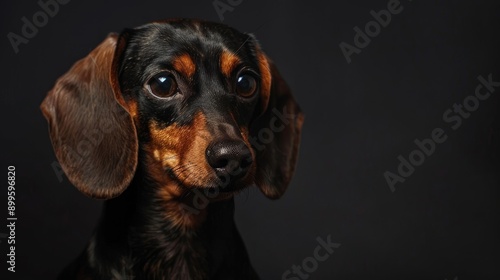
[{"x1": 41, "y1": 19, "x2": 303, "y2": 202}]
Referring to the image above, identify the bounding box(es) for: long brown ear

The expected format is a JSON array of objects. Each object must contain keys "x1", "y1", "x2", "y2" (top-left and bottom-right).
[
  {"x1": 40, "y1": 34, "x2": 138, "y2": 199},
  {"x1": 251, "y1": 55, "x2": 304, "y2": 199}
]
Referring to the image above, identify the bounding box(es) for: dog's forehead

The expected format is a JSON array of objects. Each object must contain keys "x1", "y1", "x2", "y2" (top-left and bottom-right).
[{"x1": 129, "y1": 20, "x2": 254, "y2": 60}]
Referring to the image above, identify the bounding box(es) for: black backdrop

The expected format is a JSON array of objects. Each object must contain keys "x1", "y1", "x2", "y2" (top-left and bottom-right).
[{"x1": 1, "y1": 0, "x2": 500, "y2": 279}]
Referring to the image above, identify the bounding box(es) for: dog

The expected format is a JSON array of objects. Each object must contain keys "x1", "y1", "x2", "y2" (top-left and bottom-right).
[{"x1": 41, "y1": 19, "x2": 303, "y2": 279}]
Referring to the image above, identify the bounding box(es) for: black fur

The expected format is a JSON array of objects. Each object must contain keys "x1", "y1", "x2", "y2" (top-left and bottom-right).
[{"x1": 44, "y1": 19, "x2": 304, "y2": 280}]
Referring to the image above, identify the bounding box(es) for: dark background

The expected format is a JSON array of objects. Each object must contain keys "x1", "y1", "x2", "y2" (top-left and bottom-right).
[{"x1": 1, "y1": 0, "x2": 500, "y2": 279}]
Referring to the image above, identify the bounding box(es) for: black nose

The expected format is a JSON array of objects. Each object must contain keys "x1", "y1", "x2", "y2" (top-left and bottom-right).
[{"x1": 206, "y1": 140, "x2": 253, "y2": 181}]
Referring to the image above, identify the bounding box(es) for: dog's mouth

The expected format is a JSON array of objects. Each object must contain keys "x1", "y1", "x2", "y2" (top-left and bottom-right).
[{"x1": 166, "y1": 168, "x2": 251, "y2": 200}]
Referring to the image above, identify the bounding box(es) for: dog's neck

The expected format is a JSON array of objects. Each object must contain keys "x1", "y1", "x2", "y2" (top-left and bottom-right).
[{"x1": 85, "y1": 169, "x2": 258, "y2": 280}]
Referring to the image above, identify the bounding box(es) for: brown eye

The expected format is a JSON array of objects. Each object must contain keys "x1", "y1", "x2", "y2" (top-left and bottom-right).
[
  {"x1": 147, "y1": 72, "x2": 178, "y2": 98},
  {"x1": 235, "y1": 74, "x2": 257, "y2": 97}
]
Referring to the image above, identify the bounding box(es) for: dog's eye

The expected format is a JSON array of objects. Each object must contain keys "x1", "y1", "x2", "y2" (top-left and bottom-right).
[
  {"x1": 147, "y1": 72, "x2": 178, "y2": 98},
  {"x1": 235, "y1": 74, "x2": 257, "y2": 98}
]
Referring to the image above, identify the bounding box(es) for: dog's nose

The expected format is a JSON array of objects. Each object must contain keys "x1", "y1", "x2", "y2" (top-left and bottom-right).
[{"x1": 206, "y1": 140, "x2": 253, "y2": 181}]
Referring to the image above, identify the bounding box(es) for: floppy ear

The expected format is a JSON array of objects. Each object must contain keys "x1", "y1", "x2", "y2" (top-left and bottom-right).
[
  {"x1": 40, "y1": 34, "x2": 138, "y2": 199},
  {"x1": 251, "y1": 55, "x2": 304, "y2": 199}
]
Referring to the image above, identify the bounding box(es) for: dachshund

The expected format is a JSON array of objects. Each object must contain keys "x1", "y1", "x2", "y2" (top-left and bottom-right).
[{"x1": 41, "y1": 19, "x2": 303, "y2": 280}]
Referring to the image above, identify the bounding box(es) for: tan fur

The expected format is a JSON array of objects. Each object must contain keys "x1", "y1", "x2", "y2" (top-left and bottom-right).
[
  {"x1": 172, "y1": 53, "x2": 196, "y2": 79},
  {"x1": 220, "y1": 50, "x2": 241, "y2": 77}
]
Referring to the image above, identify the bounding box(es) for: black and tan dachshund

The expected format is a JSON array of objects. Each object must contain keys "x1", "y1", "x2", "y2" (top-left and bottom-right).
[{"x1": 41, "y1": 19, "x2": 303, "y2": 279}]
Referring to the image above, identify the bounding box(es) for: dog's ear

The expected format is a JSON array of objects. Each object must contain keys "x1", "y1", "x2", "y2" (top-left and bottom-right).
[
  {"x1": 40, "y1": 33, "x2": 138, "y2": 199},
  {"x1": 250, "y1": 53, "x2": 304, "y2": 199}
]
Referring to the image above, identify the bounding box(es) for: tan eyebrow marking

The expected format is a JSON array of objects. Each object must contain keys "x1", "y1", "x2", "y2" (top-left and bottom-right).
[
  {"x1": 256, "y1": 52, "x2": 272, "y2": 111},
  {"x1": 220, "y1": 50, "x2": 241, "y2": 77},
  {"x1": 172, "y1": 53, "x2": 196, "y2": 78}
]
